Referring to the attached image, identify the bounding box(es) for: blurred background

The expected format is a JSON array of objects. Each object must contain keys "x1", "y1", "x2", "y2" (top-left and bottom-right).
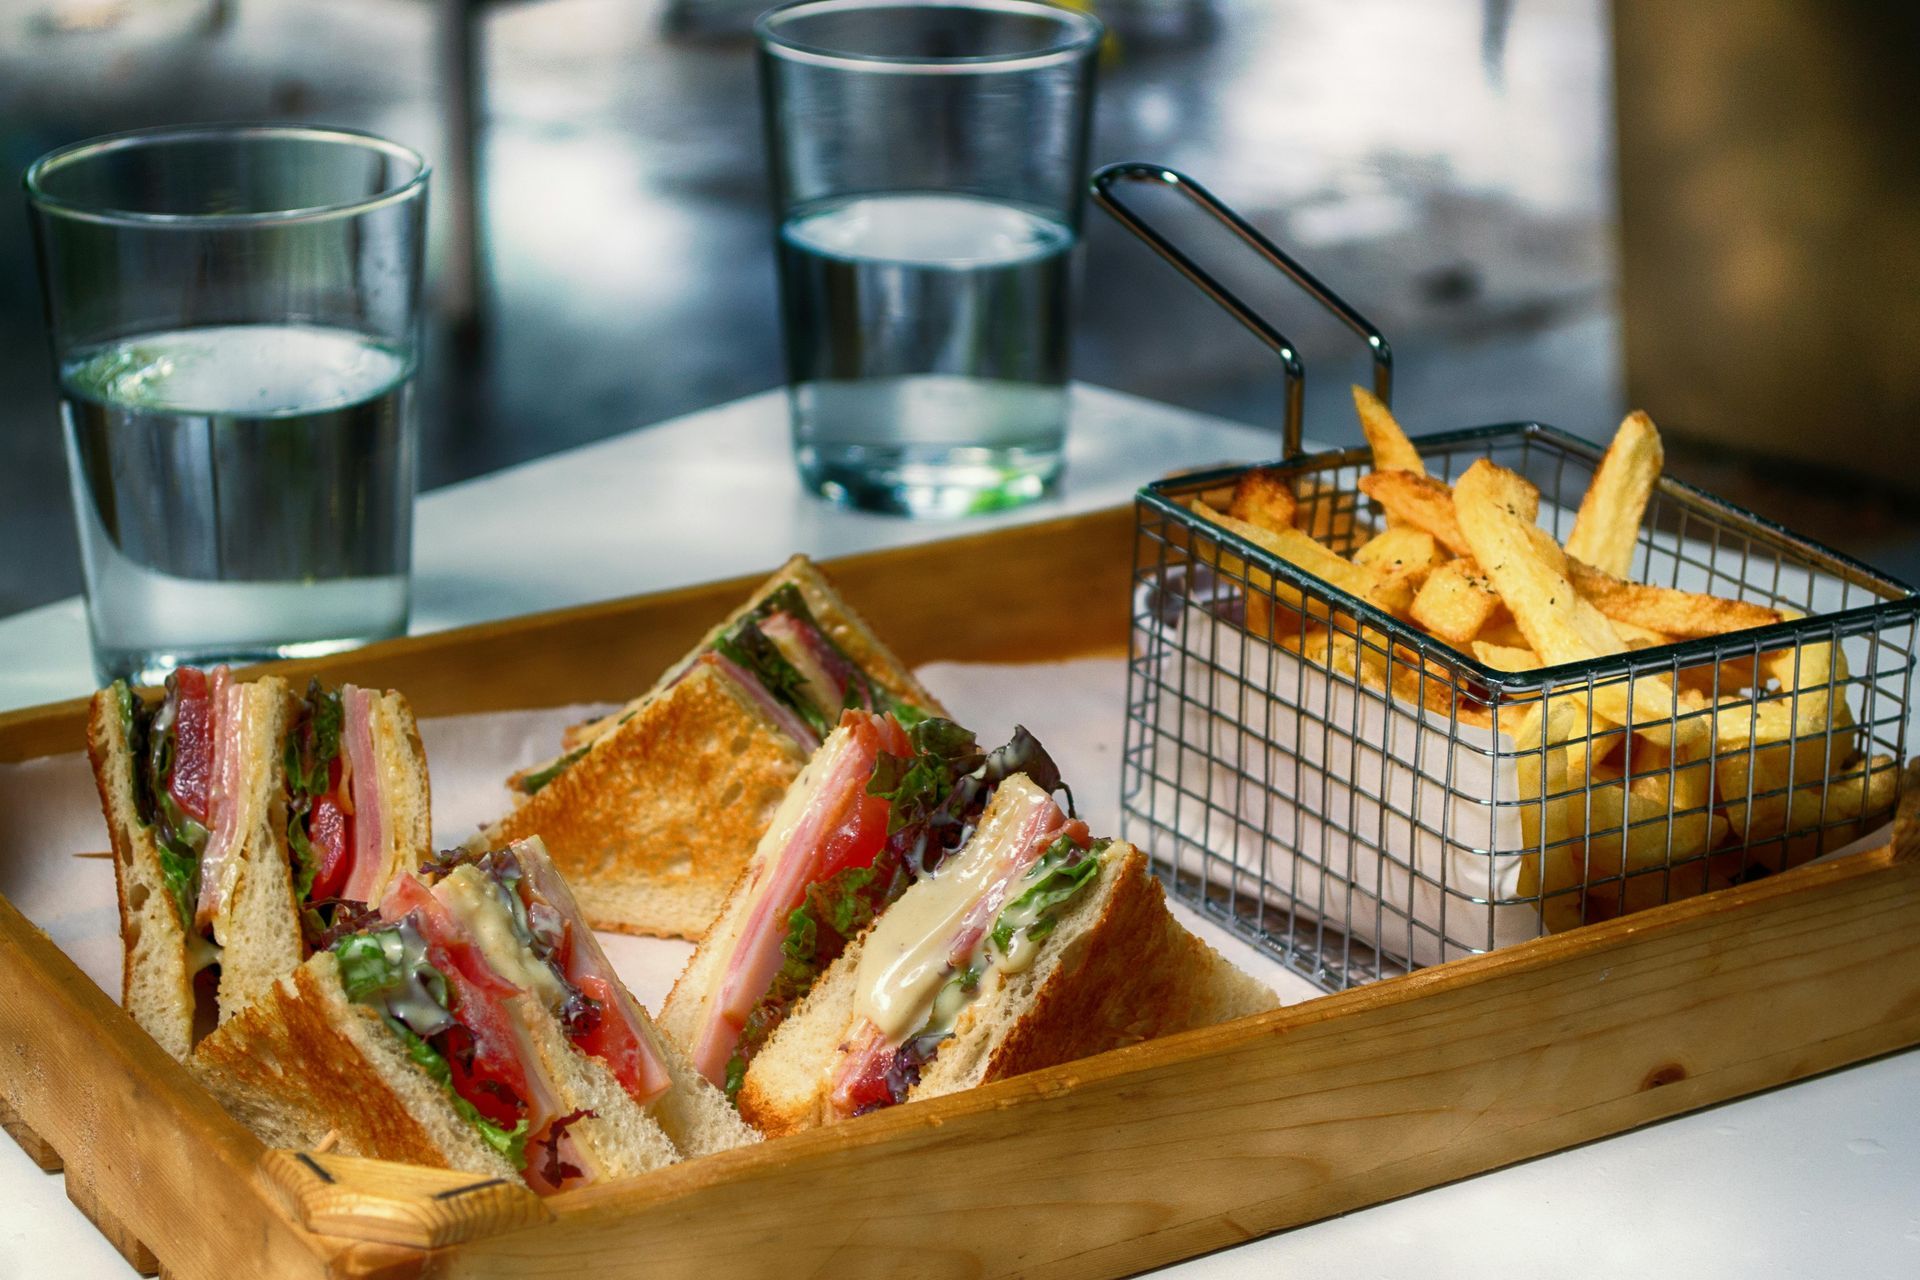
[{"x1": 1, "y1": 0, "x2": 1914, "y2": 617}]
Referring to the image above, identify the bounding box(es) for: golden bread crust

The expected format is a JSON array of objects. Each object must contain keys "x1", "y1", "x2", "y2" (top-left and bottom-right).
[
  {"x1": 485, "y1": 664, "x2": 809, "y2": 937},
  {"x1": 192, "y1": 961, "x2": 466, "y2": 1169},
  {"x1": 778, "y1": 556, "x2": 946, "y2": 715},
  {"x1": 87, "y1": 687, "x2": 197, "y2": 1061},
  {"x1": 975, "y1": 849, "x2": 1269, "y2": 1083}
]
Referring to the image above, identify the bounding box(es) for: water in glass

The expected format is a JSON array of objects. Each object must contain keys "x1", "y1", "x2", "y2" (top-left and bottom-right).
[
  {"x1": 778, "y1": 192, "x2": 1074, "y2": 516},
  {"x1": 60, "y1": 322, "x2": 415, "y2": 684}
]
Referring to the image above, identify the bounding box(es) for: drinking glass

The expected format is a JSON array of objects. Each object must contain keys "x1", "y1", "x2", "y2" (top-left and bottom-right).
[
  {"x1": 757, "y1": 0, "x2": 1102, "y2": 516},
  {"x1": 25, "y1": 124, "x2": 428, "y2": 685}
]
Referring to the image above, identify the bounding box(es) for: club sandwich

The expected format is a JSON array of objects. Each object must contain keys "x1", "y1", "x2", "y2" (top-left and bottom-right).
[
  {"x1": 192, "y1": 836, "x2": 754, "y2": 1191},
  {"x1": 735, "y1": 776, "x2": 1279, "y2": 1135},
  {"x1": 87, "y1": 667, "x2": 428, "y2": 1060},
  {"x1": 482, "y1": 556, "x2": 944, "y2": 939},
  {"x1": 657, "y1": 711, "x2": 1069, "y2": 1098}
]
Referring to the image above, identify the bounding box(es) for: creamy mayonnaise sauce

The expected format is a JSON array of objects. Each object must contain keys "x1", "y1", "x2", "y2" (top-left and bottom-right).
[
  {"x1": 851, "y1": 776, "x2": 1056, "y2": 1041},
  {"x1": 431, "y1": 865, "x2": 569, "y2": 1009}
]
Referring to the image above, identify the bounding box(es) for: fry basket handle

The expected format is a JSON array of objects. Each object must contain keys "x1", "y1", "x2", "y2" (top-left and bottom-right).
[{"x1": 1089, "y1": 162, "x2": 1393, "y2": 460}]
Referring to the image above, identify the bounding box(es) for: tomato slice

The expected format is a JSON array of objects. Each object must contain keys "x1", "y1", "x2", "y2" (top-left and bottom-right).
[
  {"x1": 814, "y1": 711, "x2": 913, "y2": 881},
  {"x1": 813, "y1": 779, "x2": 890, "y2": 881},
  {"x1": 568, "y1": 973, "x2": 655, "y2": 1099},
  {"x1": 168, "y1": 667, "x2": 212, "y2": 824},
  {"x1": 307, "y1": 794, "x2": 352, "y2": 902},
  {"x1": 438, "y1": 970, "x2": 532, "y2": 1128},
  {"x1": 380, "y1": 876, "x2": 536, "y2": 1129}
]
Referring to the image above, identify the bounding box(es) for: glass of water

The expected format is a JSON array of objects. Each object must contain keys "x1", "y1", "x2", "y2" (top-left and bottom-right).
[
  {"x1": 25, "y1": 125, "x2": 428, "y2": 686},
  {"x1": 757, "y1": 0, "x2": 1102, "y2": 516}
]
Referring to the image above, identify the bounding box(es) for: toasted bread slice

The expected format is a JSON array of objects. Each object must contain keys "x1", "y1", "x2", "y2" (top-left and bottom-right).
[
  {"x1": 192, "y1": 952, "x2": 521, "y2": 1178},
  {"x1": 193, "y1": 951, "x2": 685, "y2": 1186},
  {"x1": 499, "y1": 837, "x2": 759, "y2": 1157},
  {"x1": 203, "y1": 677, "x2": 303, "y2": 1023},
  {"x1": 561, "y1": 555, "x2": 942, "y2": 755},
  {"x1": 359, "y1": 686, "x2": 433, "y2": 908},
  {"x1": 87, "y1": 685, "x2": 198, "y2": 1061},
  {"x1": 484, "y1": 556, "x2": 944, "y2": 940},
  {"x1": 483, "y1": 663, "x2": 810, "y2": 937},
  {"x1": 737, "y1": 841, "x2": 1278, "y2": 1136}
]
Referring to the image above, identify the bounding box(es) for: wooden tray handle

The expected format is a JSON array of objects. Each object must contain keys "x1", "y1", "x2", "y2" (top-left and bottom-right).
[{"x1": 259, "y1": 1149, "x2": 550, "y2": 1250}]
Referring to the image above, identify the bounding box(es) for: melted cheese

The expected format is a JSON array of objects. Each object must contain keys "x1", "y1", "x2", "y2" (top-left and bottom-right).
[
  {"x1": 431, "y1": 865, "x2": 568, "y2": 1008},
  {"x1": 852, "y1": 776, "x2": 1053, "y2": 1041}
]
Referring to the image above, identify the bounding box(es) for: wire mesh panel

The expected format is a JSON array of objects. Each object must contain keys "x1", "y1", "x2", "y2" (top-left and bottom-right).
[{"x1": 1122, "y1": 423, "x2": 1920, "y2": 992}]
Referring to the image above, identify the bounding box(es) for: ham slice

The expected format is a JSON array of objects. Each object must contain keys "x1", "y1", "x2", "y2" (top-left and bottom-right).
[
  {"x1": 340, "y1": 686, "x2": 390, "y2": 905},
  {"x1": 943, "y1": 812, "x2": 1087, "y2": 969},
  {"x1": 193, "y1": 667, "x2": 248, "y2": 933},
  {"x1": 689, "y1": 712, "x2": 903, "y2": 1084}
]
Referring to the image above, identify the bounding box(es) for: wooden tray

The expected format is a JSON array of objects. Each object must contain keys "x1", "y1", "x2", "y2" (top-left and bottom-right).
[{"x1": 4, "y1": 507, "x2": 1918, "y2": 1280}]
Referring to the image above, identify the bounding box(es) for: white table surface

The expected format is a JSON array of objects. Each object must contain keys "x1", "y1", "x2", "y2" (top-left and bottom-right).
[{"x1": 2, "y1": 385, "x2": 1914, "y2": 1280}]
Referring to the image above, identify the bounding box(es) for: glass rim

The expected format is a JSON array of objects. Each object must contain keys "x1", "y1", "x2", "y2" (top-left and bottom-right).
[
  {"x1": 23, "y1": 123, "x2": 430, "y2": 229},
  {"x1": 755, "y1": 0, "x2": 1103, "y2": 74}
]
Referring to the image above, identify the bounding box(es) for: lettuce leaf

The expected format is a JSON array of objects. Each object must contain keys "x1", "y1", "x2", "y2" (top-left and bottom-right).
[
  {"x1": 714, "y1": 621, "x2": 832, "y2": 739},
  {"x1": 154, "y1": 839, "x2": 200, "y2": 931},
  {"x1": 867, "y1": 719, "x2": 1072, "y2": 879},
  {"x1": 987, "y1": 836, "x2": 1106, "y2": 958},
  {"x1": 386, "y1": 1018, "x2": 529, "y2": 1168},
  {"x1": 334, "y1": 927, "x2": 455, "y2": 1038},
  {"x1": 722, "y1": 858, "x2": 901, "y2": 1101},
  {"x1": 519, "y1": 746, "x2": 587, "y2": 796},
  {"x1": 334, "y1": 927, "x2": 527, "y2": 1166},
  {"x1": 723, "y1": 584, "x2": 926, "y2": 734},
  {"x1": 284, "y1": 682, "x2": 344, "y2": 907}
]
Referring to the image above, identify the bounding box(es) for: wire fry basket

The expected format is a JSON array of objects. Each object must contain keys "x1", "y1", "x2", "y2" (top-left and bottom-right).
[{"x1": 1093, "y1": 163, "x2": 1920, "y2": 992}]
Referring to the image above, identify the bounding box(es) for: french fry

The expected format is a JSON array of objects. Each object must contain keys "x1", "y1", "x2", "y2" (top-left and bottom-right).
[
  {"x1": 1773, "y1": 754, "x2": 1901, "y2": 868},
  {"x1": 1294, "y1": 477, "x2": 1358, "y2": 544},
  {"x1": 1358, "y1": 467, "x2": 1553, "y2": 567},
  {"x1": 1227, "y1": 468, "x2": 1298, "y2": 533},
  {"x1": 1190, "y1": 500, "x2": 1413, "y2": 618},
  {"x1": 1564, "y1": 559, "x2": 1782, "y2": 638},
  {"x1": 1708, "y1": 624, "x2": 1855, "y2": 836},
  {"x1": 1509, "y1": 691, "x2": 1605, "y2": 932},
  {"x1": 1410, "y1": 559, "x2": 1502, "y2": 645},
  {"x1": 1473, "y1": 640, "x2": 1542, "y2": 670},
  {"x1": 1477, "y1": 618, "x2": 1532, "y2": 650},
  {"x1": 1357, "y1": 470, "x2": 1473, "y2": 557},
  {"x1": 1283, "y1": 624, "x2": 1377, "y2": 688},
  {"x1": 1764, "y1": 621, "x2": 1850, "y2": 739},
  {"x1": 1454, "y1": 460, "x2": 1703, "y2": 751},
  {"x1": 1675, "y1": 655, "x2": 1766, "y2": 699},
  {"x1": 1579, "y1": 773, "x2": 1725, "y2": 885},
  {"x1": 1352, "y1": 527, "x2": 1445, "y2": 588},
  {"x1": 1352, "y1": 385, "x2": 1425, "y2": 476},
  {"x1": 1607, "y1": 616, "x2": 1673, "y2": 648},
  {"x1": 1733, "y1": 754, "x2": 1899, "y2": 871},
  {"x1": 1565, "y1": 410, "x2": 1664, "y2": 578},
  {"x1": 1716, "y1": 720, "x2": 1859, "y2": 841}
]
